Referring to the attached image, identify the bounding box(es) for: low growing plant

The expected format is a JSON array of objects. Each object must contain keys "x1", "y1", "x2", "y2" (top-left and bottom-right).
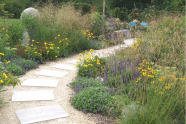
[
  {"x1": 71, "y1": 86, "x2": 121, "y2": 116},
  {"x1": 70, "y1": 77, "x2": 103, "y2": 94}
]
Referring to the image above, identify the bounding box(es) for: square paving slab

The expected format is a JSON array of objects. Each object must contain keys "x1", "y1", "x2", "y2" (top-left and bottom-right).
[
  {"x1": 12, "y1": 90, "x2": 54, "y2": 102},
  {"x1": 16, "y1": 104, "x2": 69, "y2": 124},
  {"x1": 21, "y1": 79, "x2": 59, "y2": 87},
  {"x1": 35, "y1": 69, "x2": 69, "y2": 78},
  {"x1": 51, "y1": 64, "x2": 77, "y2": 71},
  {"x1": 67, "y1": 60, "x2": 79, "y2": 64}
]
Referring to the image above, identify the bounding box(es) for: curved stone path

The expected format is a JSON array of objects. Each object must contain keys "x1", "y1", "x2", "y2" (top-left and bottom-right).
[{"x1": 0, "y1": 39, "x2": 135, "y2": 124}]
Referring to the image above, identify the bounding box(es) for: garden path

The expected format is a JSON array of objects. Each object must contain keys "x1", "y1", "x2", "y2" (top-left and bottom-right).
[{"x1": 0, "y1": 39, "x2": 135, "y2": 124}]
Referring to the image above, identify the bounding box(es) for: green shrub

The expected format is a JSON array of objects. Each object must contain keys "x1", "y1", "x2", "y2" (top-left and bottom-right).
[
  {"x1": 71, "y1": 86, "x2": 121, "y2": 116},
  {"x1": 13, "y1": 58, "x2": 38, "y2": 71},
  {"x1": 70, "y1": 77, "x2": 103, "y2": 93},
  {"x1": 7, "y1": 22, "x2": 23, "y2": 47},
  {"x1": 90, "y1": 12, "x2": 104, "y2": 37},
  {"x1": 6, "y1": 63, "x2": 25, "y2": 76}
]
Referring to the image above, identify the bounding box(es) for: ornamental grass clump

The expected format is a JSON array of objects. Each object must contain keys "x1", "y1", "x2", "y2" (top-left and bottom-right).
[{"x1": 136, "y1": 15, "x2": 185, "y2": 75}]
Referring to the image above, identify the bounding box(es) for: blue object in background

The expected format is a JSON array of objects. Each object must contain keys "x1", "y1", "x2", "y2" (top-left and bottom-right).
[
  {"x1": 140, "y1": 22, "x2": 148, "y2": 27},
  {"x1": 129, "y1": 22, "x2": 136, "y2": 25}
]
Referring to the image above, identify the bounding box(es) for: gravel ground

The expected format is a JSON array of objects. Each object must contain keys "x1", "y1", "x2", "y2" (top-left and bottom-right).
[{"x1": 0, "y1": 39, "x2": 135, "y2": 124}]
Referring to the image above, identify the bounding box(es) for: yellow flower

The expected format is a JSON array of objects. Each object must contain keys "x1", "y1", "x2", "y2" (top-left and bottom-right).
[
  {"x1": 136, "y1": 78, "x2": 140, "y2": 83},
  {"x1": 0, "y1": 53, "x2": 4, "y2": 56},
  {"x1": 47, "y1": 51, "x2": 49, "y2": 54},
  {"x1": 85, "y1": 50, "x2": 88, "y2": 52},
  {"x1": 55, "y1": 56, "x2": 57, "y2": 58},
  {"x1": 57, "y1": 47, "x2": 60, "y2": 49},
  {"x1": 180, "y1": 78, "x2": 185, "y2": 81},
  {"x1": 35, "y1": 52, "x2": 37, "y2": 54},
  {"x1": 79, "y1": 53, "x2": 82, "y2": 56},
  {"x1": 1, "y1": 27, "x2": 5, "y2": 30},
  {"x1": 87, "y1": 38, "x2": 89, "y2": 40},
  {"x1": 58, "y1": 34, "x2": 60, "y2": 36},
  {"x1": 90, "y1": 49, "x2": 94, "y2": 52},
  {"x1": 159, "y1": 91, "x2": 163, "y2": 95},
  {"x1": 151, "y1": 81, "x2": 155, "y2": 84},
  {"x1": 66, "y1": 43, "x2": 69, "y2": 45},
  {"x1": 31, "y1": 44, "x2": 33, "y2": 46},
  {"x1": 0, "y1": 79, "x2": 3, "y2": 84},
  {"x1": 139, "y1": 63, "x2": 143, "y2": 65},
  {"x1": 138, "y1": 67, "x2": 142, "y2": 70},
  {"x1": 143, "y1": 59, "x2": 146, "y2": 62},
  {"x1": 83, "y1": 65, "x2": 88, "y2": 67},
  {"x1": 3, "y1": 73, "x2": 7, "y2": 78},
  {"x1": 50, "y1": 47, "x2": 53, "y2": 49},
  {"x1": 88, "y1": 64, "x2": 93, "y2": 66},
  {"x1": 142, "y1": 69, "x2": 146, "y2": 72},
  {"x1": 36, "y1": 42, "x2": 39, "y2": 44},
  {"x1": 146, "y1": 62, "x2": 149, "y2": 65},
  {"x1": 45, "y1": 47, "x2": 48, "y2": 49},
  {"x1": 143, "y1": 72, "x2": 146, "y2": 76},
  {"x1": 83, "y1": 32, "x2": 86, "y2": 35},
  {"x1": 65, "y1": 38, "x2": 68, "y2": 40},
  {"x1": 27, "y1": 38, "x2": 30, "y2": 41},
  {"x1": 165, "y1": 85, "x2": 171, "y2": 90},
  {"x1": 6, "y1": 60, "x2": 10, "y2": 64},
  {"x1": 32, "y1": 40, "x2": 34, "y2": 42},
  {"x1": 159, "y1": 78, "x2": 163, "y2": 82}
]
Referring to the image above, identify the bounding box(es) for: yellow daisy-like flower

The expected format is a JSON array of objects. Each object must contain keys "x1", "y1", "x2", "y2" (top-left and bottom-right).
[
  {"x1": 6, "y1": 60, "x2": 10, "y2": 64},
  {"x1": 66, "y1": 43, "x2": 69, "y2": 45},
  {"x1": 159, "y1": 91, "x2": 163, "y2": 95},
  {"x1": 0, "y1": 53, "x2": 4, "y2": 56},
  {"x1": 57, "y1": 47, "x2": 60, "y2": 49},
  {"x1": 27, "y1": 38, "x2": 30, "y2": 41},
  {"x1": 3, "y1": 73, "x2": 7, "y2": 78},
  {"x1": 88, "y1": 64, "x2": 93, "y2": 66},
  {"x1": 55, "y1": 56, "x2": 57, "y2": 58},
  {"x1": 32, "y1": 40, "x2": 34, "y2": 42},
  {"x1": 83, "y1": 65, "x2": 88, "y2": 67},
  {"x1": 0, "y1": 79, "x2": 3, "y2": 84},
  {"x1": 143, "y1": 72, "x2": 146, "y2": 76},
  {"x1": 65, "y1": 38, "x2": 68, "y2": 40},
  {"x1": 50, "y1": 47, "x2": 53, "y2": 49},
  {"x1": 136, "y1": 78, "x2": 140, "y2": 83},
  {"x1": 58, "y1": 34, "x2": 60, "y2": 36}
]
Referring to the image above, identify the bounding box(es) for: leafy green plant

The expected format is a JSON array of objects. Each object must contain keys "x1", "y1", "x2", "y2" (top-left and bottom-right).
[
  {"x1": 7, "y1": 22, "x2": 23, "y2": 47},
  {"x1": 71, "y1": 86, "x2": 121, "y2": 116},
  {"x1": 70, "y1": 77, "x2": 103, "y2": 93},
  {"x1": 6, "y1": 63, "x2": 25, "y2": 76}
]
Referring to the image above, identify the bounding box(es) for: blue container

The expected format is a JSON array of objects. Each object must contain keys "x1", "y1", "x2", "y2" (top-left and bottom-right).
[
  {"x1": 129, "y1": 22, "x2": 136, "y2": 25},
  {"x1": 140, "y1": 22, "x2": 148, "y2": 27}
]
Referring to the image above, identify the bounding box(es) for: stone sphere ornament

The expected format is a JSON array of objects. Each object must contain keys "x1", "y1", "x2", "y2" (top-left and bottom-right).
[
  {"x1": 21, "y1": 7, "x2": 40, "y2": 20},
  {"x1": 20, "y1": 7, "x2": 40, "y2": 45}
]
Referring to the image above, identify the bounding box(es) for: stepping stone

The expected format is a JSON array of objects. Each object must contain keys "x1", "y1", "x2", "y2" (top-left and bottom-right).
[
  {"x1": 21, "y1": 79, "x2": 59, "y2": 87},
  {"x1": 16, "y1": 104, "x2": 69, "y2": 124},
  {"x1": 35, "y1": 69, "x2": 69, "y2": 78},
  {"x1": 67, "y1": 60, "x2": 79, "y2": 64},
  {"x1": 12, "y1": 90, "x2": 54, "y2": 102},
  {"x1": 51, "y1": 64, "x2": 77, "y2": 71}
]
